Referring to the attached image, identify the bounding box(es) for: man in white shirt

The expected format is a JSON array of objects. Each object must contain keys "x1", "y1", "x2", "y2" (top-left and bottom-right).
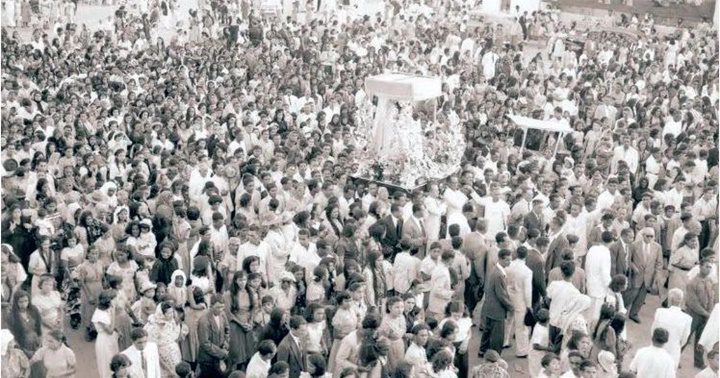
[
  {"x1": 585, "y1": 231, "x2": 613, "y2": 322},
  {"x1": 629, "y1": 328, "x2": 677, "y2": 378},
  {"x1": 651, "y1": 288, "x2": 692, "y2": 368},
  {"x1": 610, "y1": 134, "x2": 640, "y2": 175},
  {"x1": 480, "y1": 187, "x2": 511, "y2": 239},
  {"x1": 392, "y1": 240, "x2": 421, "y2": 295},
  {"x1": 596, "y1": 177, "x2": 621, "y2": 212},
  {"x1": 122, "y1": 328, "x2": 162, "y2": 378},
  {"x1": 547, "y1": 261, "x2": 581, "y2": 351},
  {"x1": 246, "y1": 340, "x2": 277, "y2": 378}
]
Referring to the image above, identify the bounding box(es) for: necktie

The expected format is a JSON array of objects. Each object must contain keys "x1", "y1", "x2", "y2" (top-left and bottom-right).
[{"x1": 141, "y1": 350, "x2": 147, "y2": 375}]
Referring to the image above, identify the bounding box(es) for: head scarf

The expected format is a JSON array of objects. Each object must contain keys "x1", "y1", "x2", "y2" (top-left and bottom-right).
[
  {"x1": 1, "y1": 329, "x2": 14, "y2": 356},
  {"x1": 559, "y1": 293, "x2": 591, "y2": 337}
]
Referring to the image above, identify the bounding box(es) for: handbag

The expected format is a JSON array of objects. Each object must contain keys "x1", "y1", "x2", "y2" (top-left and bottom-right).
[{"x1": 523, "y1": 308, "x2": 535, "y2": 327}]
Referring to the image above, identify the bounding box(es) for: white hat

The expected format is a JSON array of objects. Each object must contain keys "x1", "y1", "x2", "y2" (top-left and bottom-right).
[
  {"x1": 280, "y1": 271, "x2": 296, "y2": 282},
  {"x1": 140, "y1": 280, "x2": 157, "y2": 293},
  {"x1": 140, "y1": 219, "x2": 153, "y2": 229}
]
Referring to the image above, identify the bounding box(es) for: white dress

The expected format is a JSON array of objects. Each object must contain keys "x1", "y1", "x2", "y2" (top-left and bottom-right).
[
  {"x1": 92, "y1": 308, "x2": 119, "y2": 378},
  {"x1": 3, "y1": 0, "x2": 16, "y2": 27}
]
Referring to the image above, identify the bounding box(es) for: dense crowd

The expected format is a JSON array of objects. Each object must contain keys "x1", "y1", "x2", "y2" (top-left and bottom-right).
[{"x1": 0, "y1": 0, "x2": 719, "y2": 377}]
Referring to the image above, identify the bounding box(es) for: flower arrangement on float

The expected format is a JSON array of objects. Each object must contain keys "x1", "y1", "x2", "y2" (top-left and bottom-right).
[{"x1": 352, "y1": 100, "x2": 466, "y2": 189}]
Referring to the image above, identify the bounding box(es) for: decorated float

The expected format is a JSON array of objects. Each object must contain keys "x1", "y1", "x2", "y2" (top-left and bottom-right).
[{"x1": 350, "y1": 73, "x2": 466, "y2": 192}]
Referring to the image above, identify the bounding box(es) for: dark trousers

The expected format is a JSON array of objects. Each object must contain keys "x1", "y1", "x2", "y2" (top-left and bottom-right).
[
  {"x1": 453, "y1": 341, "x2": 469, "y2": 378},
  {"x1": 623, "y1": 282, "x2": 647, "y2": 318},
  {"x1": 549, "y1": 325, "x2": 563, "y2": 353},
  {"x1": 198, "y1": 361, "x2": 224, "y2": 378},
  {"x1": 689, "y1": 313, "x2": 709, "y2": 368},
  {"x1": 480, "y1": 316, "x2": 505, "y2": 355}
]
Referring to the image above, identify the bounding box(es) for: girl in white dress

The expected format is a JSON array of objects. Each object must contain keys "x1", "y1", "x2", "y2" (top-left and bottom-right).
[{"x1": 92, "y1": 291, "x2": 119, "y2": 378}]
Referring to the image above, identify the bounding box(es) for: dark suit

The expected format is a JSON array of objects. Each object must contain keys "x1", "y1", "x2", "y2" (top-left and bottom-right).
[
  {"x1": 525, "y1": 248, "x2": 547, "y2": 307},
  {"x1": 523, "y1": 212, "x2": 545, "y2": 235},
  {"x1": 609, "y1": 241, "x2": 631, "y2": 278},
  {"x1": 544, "y1": 233, "x2": 569, "y2": 276},
  {"x1": 480, "y1": 265, "x2": 513, "y2": 355},
  {"x1": 197, "y1": 311, "x2": 230, "y2": 378},
  {"x1": 276, "y1": 333, "x2": 307, "y2": 378},
  {"x1": 624, "y1": 240, "x2": 662, "y2": 318},
  {"x1": 462, "y1": 231, "x2": 488, "y2": 313},
  {"x1": 380, "y1": 215, "x2": 403, "y2": 258}
]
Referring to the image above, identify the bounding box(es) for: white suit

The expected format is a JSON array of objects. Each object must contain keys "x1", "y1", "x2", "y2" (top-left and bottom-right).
[
  {"x1": 585, "y1": 245, "x2": 611, "y2": 320},
  {"x1": 121, "y1": 342, "x2": 162, "y2": 378},
  {"x1": 505, "y1": 259, "x2": 533, "y2": 356},
  {"x1": 651, "y1": 306, "x2": 692, "y2": 369}
]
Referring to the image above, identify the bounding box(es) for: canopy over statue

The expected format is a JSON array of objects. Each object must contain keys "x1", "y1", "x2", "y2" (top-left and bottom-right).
[{"x1": 351, "y1": 73, "x2": 464, "y2": 191}]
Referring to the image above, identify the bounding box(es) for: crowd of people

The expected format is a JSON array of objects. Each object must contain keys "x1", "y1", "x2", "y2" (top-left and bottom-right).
[{"x1": 0, "y1": 0, "x2": 719, "y2": 377}]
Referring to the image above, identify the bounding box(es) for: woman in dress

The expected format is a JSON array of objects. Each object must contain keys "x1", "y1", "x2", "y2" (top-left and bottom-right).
[
  {"x1": 75, "y1": 246, "x2": 104, "y2": 339},
  {"x1": 107, "y1": 276, "x2": 135, "y2": 351},
  {"x1": 1, "y1": 329, "x2": 30, "y2": 378},
  {"x1": 29, "y1": 330, "x2": 76, "y2": 378},
  {"x1": 184, "y1": 265, "x2": 210, "y2": 365},
  {"x1": 328, "y1": 291, "x2": 359, "y2": 373},
  {"x1": 305, "y1": 303, "x2": 329, "y2": 357},
  {"x1": 6, "y1": 290, "x2": 42, "y2": 358},
  {"x1": 224, "y1": 271, "x2": 256, "y2": 371},
  {"x1": 168, "y1": 270, "x2": 188, "y2": 307},
  {"x1": 60, "y1": 234, "x2": 85, "y2": 329},
  {"x1": 31, "y1": 274, "x2": 64, "y2": 337},
  {"x1": 27, "y1": 236, "x2": 56, "y2": 298},
  {"x1": 144, "y1": 302, "x2": 183, "y2": 376},
  {"x1": 363, "y1": 250, "x2": 388, "y2": 310},
  {"x1": 92, "y1": 291, "x2": 119, "y2": 378},
  {"x1": 106, "y1": 247, "x2": 139, "y2": 302},
  {"x1": 378, "y1": 296, "x2": 407, "y2": 372},
  {"x1": 1, "y1": 244, "x2": 27, "y2": 306},
  {"x1": 438, "y1": 301, "x2": 472, "y2": 378}
]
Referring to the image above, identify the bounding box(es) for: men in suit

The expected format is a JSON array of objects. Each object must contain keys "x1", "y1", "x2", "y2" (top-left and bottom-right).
[
  {"x1": 381, "y1": 204, "x2": 404, "y2": 258},
  {"x1": 402, "y1": 203, "x2": 428, "y2": 256},
  {"x1": 544, "y1": 217, "x2": 568, "y2": 274},
  {"x1": 462, "y1": 219, "x2": 491, "y2": 313},
  {"x1": 121, "y1": 328, "x2": 162, "y2": 378},
  {"x1": 651, "y1": 288, "x2": 692, "y2": 369},
  {"x1": 276, "y1": 316, "x2": 308, "y2": 378},
  {"x1": 685, "y1": 259, "x2": 718, "y2": 369},
  {"x1": 525, "y1": 232, "x2": 548, "y2": 308},
  {"x1": 610, "y1": 228, "x2": 634, "y2": 279},
  {"x1": 505, "y1": 246, "x2": 533, "y2": 357},
  {"x1": 523, "y1": 199, "x2": 546, "y2": 234},
  {"x1": 197, "y1": 294, "x2": 230, "y2": 378},
  {"x1": 480, "y1": 248, "x2": 514, "y2": 356},
  {"x1": 427, "y1": 250, "x2": 456, "y2": 320},
  {"x1": 626, "y1": 227, "x2": 662, "y2": 323}
]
